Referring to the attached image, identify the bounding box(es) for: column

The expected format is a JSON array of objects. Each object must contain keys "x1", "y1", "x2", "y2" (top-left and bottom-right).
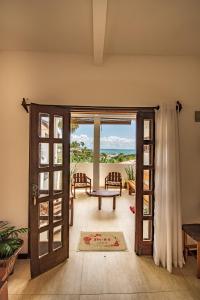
[{"x1": 93, "y1": 116, "x2": 100, "y2": 190}]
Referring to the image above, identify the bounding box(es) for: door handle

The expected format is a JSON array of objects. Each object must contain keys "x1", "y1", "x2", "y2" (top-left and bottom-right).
[
  {"x1": 32, "y1": 184, "x2": 38, "y2": 206},
  {"x1": 33, "y1": 196, "x2": 37, "y2": 206}
]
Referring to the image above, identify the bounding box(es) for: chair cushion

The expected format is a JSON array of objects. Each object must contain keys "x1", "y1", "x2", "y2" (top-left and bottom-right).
[
  {"x1": 74, "y1": 183, "x2": 90, "y2": 187},
  {"x1": 106, "y1": 181, "x2": 120, "y2": 185}
]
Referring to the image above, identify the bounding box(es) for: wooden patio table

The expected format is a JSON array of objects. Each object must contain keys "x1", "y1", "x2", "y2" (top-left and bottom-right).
[
  {"x1": 89, "y1": 189, "x2": 120, "y2": 210},
  {"x1": 182, "y1": 223, "x2": 200, "y2": 278}
]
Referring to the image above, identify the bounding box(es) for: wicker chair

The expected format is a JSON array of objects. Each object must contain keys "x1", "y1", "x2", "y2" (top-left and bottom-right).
[
  {"x1": 72, "y1": 173, "x2": 91, "y2": 198},
  {"x1": 105, "y1": 172, "x2": 122, "y2": 196}
]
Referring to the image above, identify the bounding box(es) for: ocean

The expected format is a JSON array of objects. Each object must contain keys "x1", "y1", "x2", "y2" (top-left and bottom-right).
[{"x1": 100, "y1": 149, "x2": 136, "y2": 155}]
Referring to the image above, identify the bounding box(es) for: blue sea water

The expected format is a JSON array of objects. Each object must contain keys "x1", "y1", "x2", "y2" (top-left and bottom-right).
[{"x1": 100, "y1": 149, "x2": 136, "y2": 155}]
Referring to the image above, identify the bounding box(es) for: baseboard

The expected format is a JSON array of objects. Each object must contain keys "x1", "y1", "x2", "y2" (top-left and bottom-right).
[{"x1": 18, "y1": 253, "x2": 29, "y2": 259}]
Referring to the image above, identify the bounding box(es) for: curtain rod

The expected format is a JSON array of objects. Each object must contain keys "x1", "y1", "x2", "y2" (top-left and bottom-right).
[
  {"x1": 21, "y1": 98, "x2": 29, "y2": 112},
  {"x1": 21, "y1": 98, "x2": 182, "y2": 114},
  {"x1": 21, "y1": 98, "x2": 160, "y2": 113}
]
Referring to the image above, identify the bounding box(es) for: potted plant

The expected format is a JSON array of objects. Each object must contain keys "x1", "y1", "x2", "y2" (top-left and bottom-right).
[
  {"x1": 125, "y1": 165, "x2": 135, "y2": 181},
  {"x1": 125, "y1": 165, "x2": 136, "y2": 194},
  {"x1": 0, "y1": 221, "x2": 28, "y2": 282}
]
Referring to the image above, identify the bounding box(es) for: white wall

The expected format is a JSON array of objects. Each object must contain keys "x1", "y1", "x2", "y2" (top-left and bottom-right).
[{"x1": 0, "y1": 52, "x2": 200, "y2": 252}]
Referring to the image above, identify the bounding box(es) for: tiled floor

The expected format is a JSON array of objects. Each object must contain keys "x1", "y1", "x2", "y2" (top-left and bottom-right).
[{"x1": 8, "y1": 190, "x2": 200, "y2": 299}]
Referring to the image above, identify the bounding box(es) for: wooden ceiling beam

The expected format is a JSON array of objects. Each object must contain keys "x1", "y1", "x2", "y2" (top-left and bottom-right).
[{"x1": 72, "y1": 119, "x2": 132, "y2": 125}]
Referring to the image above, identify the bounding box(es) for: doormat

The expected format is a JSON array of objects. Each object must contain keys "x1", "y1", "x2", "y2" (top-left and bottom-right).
[{"x1": 78, "y1": 231, "x2": 127, "y2": 251}]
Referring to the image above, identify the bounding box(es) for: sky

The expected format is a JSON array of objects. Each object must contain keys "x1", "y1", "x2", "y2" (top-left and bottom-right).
[{"x1": 71, "y1": 121, "x2": 136, "y2": 149}]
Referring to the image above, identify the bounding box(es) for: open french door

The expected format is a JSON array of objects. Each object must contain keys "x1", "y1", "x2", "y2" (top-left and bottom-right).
[
  {"x1": 29, "y1": 104, "x2": 70, "y2": 278},
  {"x1": 135, "y1": 111, "x2": 155, "y2": 255}
]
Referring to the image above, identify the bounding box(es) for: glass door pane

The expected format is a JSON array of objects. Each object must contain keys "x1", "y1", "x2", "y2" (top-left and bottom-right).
[{"x1": 39, "y1": 113, "x2": 50, "y2": 138}]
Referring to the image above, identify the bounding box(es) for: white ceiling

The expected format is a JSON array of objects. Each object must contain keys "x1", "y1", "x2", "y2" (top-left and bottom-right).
[
  {"x1": 0, "y1": 0, "x2": 93, "y2": 53},
  {"x1": 0, "y1": 0, "x2": 200, "y2": 57},
  {"x1": 105, "y1": 0, "x2": 200, "y2": 56}
]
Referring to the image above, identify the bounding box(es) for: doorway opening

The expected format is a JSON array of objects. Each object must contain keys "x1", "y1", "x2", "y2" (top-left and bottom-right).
[
  {"x1": 29, "y1": 104, "x2": 155, "y2": 277},
  {"x1": 70, "y1": 112, "x2": 137, "y2": 252}
]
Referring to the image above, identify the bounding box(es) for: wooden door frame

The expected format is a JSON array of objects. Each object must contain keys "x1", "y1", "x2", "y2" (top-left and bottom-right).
[
  {"x1": 135, "y1": 111, "x2": 155, "y2": 255},
  {"x1": 29, "y1": 104, "x2": 70, "y2": 277},
  {"x1": 28, "y1": 104, "x2": 156, "y2": 259}
]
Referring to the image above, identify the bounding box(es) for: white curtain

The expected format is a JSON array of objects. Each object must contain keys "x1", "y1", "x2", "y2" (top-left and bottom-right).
[{"x1": 153, "y1": 103, "x2": 184, "y2": 272}]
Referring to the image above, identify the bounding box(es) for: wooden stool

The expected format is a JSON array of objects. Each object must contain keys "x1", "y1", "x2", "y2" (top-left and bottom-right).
[
  {"x1": 127, "y1": 180, "x2": 135, "y2": 195},
  {"x1": 182, "y1": 224, "x2": 200, "y2": 278}
]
